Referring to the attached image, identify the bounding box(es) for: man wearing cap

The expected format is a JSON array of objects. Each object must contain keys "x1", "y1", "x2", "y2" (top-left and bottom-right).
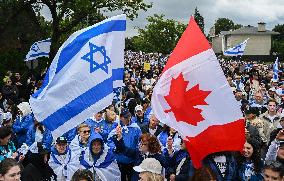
[
  {"x1": 49, "y1": 137, "x2": 80, "y2": 181},
  {"x1": 133, "y1": 158, "x2": 163, "y2": 181},
  {"x1": 132, "y1": 105, "x2": 149, "y2": 128}
]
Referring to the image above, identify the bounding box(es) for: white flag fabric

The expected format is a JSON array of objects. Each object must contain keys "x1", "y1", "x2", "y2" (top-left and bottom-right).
[
  {"x1": 273, "y1": 57, "x2": 279, "y2": 81},
  {"x1": 29, "y1": 14, "x2": 126, "y2": 138},
  {"x1": 25, "y1": 38, "x2": 51, "y2": 61},
  {"x1": 223, "y1": 38, "x2": 249, "y2": 56}
]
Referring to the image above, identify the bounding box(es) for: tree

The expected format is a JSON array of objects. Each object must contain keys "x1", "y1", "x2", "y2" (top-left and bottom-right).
[
  {"x1": 2, "y1": 0, "x2": 152, "y2": 62},
  {"x1": 194, "y1": 7, "x2": 204, "y2": 33},
  {"x1": 132, "y1": 14, "x2": 187, "y2": 54},
  {"x1": 214, "y1": 18, "x2": 236, "y2": 35},
  {"x1": 272, "y1": 24, "x2": 284, "y2": 54}
]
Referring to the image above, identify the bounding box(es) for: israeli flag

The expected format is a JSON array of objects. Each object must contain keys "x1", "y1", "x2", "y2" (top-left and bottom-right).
[
  {"x1": 223, "y1": 38, "x2": 249, "y2": 56},
  {"x1": 273, "y1": 57, "x2": 279, "y2": 81},
  {"x1": 25, "y1": 38, "x2": 51, "y2": 61},
  {"x1": 29, "y1": 14, "x2": 126, "y2": 138}
]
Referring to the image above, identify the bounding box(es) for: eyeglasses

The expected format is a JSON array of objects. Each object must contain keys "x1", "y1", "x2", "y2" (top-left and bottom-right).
[
  {"x1": 139, "y1": 142, "x2": 148, "y2": 146},
  {"x1": 81, "y1": 130, "x2": 91, "y2": 134}
]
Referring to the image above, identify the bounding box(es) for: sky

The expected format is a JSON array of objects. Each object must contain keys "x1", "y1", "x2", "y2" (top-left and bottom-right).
[{"x1": 41, "y1": 0, "x2": 284, "y2": 37}]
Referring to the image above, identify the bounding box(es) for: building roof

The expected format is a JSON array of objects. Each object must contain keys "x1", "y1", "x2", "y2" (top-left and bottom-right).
[{"x1": 220, "y1": 26, "x2": 279, "y2": 36}]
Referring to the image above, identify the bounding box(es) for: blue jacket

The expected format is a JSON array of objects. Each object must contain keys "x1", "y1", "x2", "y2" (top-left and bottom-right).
[
  {"x1": 12, "y1": 114, "x2": 34, "y2": 147},
  {"x1": 84, "y1": 117, "x2": 105, "y2": 134},
  {"x1": 26, "y1": 125, "x2": 53, "y2": 150},
  {"x1": 114, "y1": 138, "x2": 169, "y2": 181},
  {"x1": 109, "y1": 121, "x2": 141, "y2": 164},
  {"x1": 61, "y1": 128, "x2": 77, "y2": 144},
  {"x1": 238, "y1": 160, "x2": 263, "y2": 181},
  {"x1": 131, "y1": 116, "x2": 149, "y2": 128},
  {"x1": 144, "y1": 107, "x2": 152, "y2": 120}
]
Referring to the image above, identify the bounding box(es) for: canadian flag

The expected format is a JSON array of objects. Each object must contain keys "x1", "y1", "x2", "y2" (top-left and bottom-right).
[{"x1": 151, "y1": 17, "x2": 245, "y2": 168}]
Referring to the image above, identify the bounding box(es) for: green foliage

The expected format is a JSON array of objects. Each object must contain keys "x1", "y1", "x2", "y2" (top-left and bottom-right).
[
  {"x1": 194, "y1": 7, "x2": 204, "y2": 33},
  {"x1": 131, "y1": 14, "x2": 187, "y2": 54},
  {"x1": 272, "y1": 24, "x2": 284, "y2": 54},
  {"x1": 214, "y1": 18, "x2": 239, "y2": 35}
]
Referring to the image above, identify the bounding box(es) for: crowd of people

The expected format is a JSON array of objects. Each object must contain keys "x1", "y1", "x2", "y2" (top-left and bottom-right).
[{"x1": 0, "y1": 50, "x2": 284, "y2": 181}]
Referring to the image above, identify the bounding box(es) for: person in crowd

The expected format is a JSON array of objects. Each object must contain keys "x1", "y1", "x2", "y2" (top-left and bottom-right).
[
  {"x1": 69, "y1": 124, "x2": 94, "y2": 155},
  {"x1": 84, "y1": 111, "x2": 105, "y2": 135},
  {"x1": 141, "y1": 114, "x2": 163, "y2": 137},
  {"x1": 49, "y1": 137, "x2": 80, "y2": 181},
  {"x1": 266, "y1": 129, "x2": 284, "y2": 163},
  {"x1": 0, "y1": 126, "x2": 17, "y2": 162},
  {"x1": 114, "y1": 127, "x2": 168, "y2": 181},
  {"x1": 245, "y1": 107, "x2": 267, "y2": 149},
  {"x1": 133, "y1": 158, "x2": 164, "y2": 181},
  {"x1": 270, "y1": 117, "x2": 284, "y2": 144},
  {"x1": 233, "y1": 75, "x2": 245, "y2": 91},
  {"x1": 12, "y1": 102, "x2": 34, "y2": 147},
  {"x1": 26, "y1": 120, "x2": 53, "y2": 149},
  {"x1": 142, "y1": 98, "x2": 152, "y2": 120},
  {"x1": 259, "y1": 99, "x2": 281, "y2": 137},
  {"x1": 0, "y1": 92, "x2": 7, "y2": 111},
  {"x1": 108, "y1": 108, "x2": 141, "y2": 181},
  {"x1": 0, "y1": 158, "x2": 22, "y2": 181},
  {"x1": 132, "y1": 105, "x2": 149, "y2": 128},
  {"x1": 21, "y1": 142, "x2": 57, "y2": 181},
  {"x1": 158, "y1": 126, "x2": 182, "y2": 151},
  {"x1": 12, "y1": 72, "x2": 25, "y2": 100},
  {"x1": 167, "y1": 139, "x2": 191, "y2": 181},
  {"x1": 101, "y1": 110, "x2": 118, "y2": 142},
  {"x1": 2, "y1": 78, "x2": 18, "y2": 103},
  {"x1": 263, "y1": 160, "x2": 284, "y2": 181},
  {"x1": 80, "y1": 134, "x2": 120, "y2": 181},
  {"x1": 189, "y1": 151, "x2": 238, "y2": 180},
  {"x1": 71, "y1": 169, "x2": 94, "y2": 181},
  {"x1": 237, "y1": 137, "x2": 263, "y2": 180},
  {"x1": 249, "y1": 91, "x2": 267, "y2": 114}
]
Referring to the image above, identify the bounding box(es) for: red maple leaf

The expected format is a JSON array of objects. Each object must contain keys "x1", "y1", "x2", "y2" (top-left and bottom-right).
[{"x1": 164, "y1": 73, "x2": 211, "y2": 126}]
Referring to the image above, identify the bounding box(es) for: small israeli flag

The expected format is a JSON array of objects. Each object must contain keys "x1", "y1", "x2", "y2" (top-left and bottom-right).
[
  {"x1": 224, "y1": 38, "x2": 249, "y2": 56},
  {"x1": 273, "y1": 57, "x2": 279, "y2": 81},
  {"x1": 25, "y1": 38, "x2": 51, "y2": 61},
  {"x1": 29, "y1": 14, "x2": 126, "y2": 138}
]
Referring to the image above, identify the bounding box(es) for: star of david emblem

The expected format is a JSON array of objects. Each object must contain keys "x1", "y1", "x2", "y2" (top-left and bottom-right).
[
  {"x1": 31, "y1": 43, "x2": 40, "y2": 52},
  {"x1": 81, "y1": 42, "x2": 111, "y2": 74}
]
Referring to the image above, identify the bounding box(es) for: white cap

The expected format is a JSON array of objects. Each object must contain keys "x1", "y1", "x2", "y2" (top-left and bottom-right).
[
  {"x1": 133, "y1": 158, "x2": 162, "y2": 174},
  {"x1": 135, "y1": 105, "x2": 143, "y2": 112}
]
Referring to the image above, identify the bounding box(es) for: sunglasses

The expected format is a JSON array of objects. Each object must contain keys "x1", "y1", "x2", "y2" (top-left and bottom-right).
[{"x1": 81, "y1": 130, "x2": 91, "y2": 134}]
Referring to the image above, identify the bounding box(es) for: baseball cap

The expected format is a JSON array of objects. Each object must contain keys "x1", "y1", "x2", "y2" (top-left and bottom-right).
[
  {"x1": 133, "y1": 158, "x2": 162, "y2": 174},
  {"x1": 56, "y1": 136, "x2": 67, "y2": 144},
  {"x1": 135, "y1": 105, "x2": 143, "y2": 112}
]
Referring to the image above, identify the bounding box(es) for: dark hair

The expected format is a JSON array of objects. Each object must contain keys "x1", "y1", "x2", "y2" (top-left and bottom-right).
[
  {"x1": 264, "y1": 160, "x2": 284, "y2": 177},
  {"x1": 0, "y1": 158, "x2": 22, "y2": 176},
  {"x1": 0, "y1": 126, "x2": 13, "y2": 139},
  {"x1": 71, "y1": 169, "x2": 94, "y2": 181},
  {"x1": 191, "y1": 166, "x2": 217, "y2": 181},
  {"x1": 140, "y1": 134, "x2": 161, "y2": 154},
  {"x1": 267, "y1": 99, "x2": 278, "y2": 106},
  {"x1": 237, "y1": 137, "x2": 262, "y2": 173}
]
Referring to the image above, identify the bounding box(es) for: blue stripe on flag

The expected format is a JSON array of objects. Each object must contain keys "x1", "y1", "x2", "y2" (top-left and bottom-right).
[
  {"x1": 56, "y1": 20, "x2": 126, "y2": 74},
  {"x1": 29, "y1": 52, "x2": 50, "y2": 58},
  {"x1": 41, "y1": 77, "x2": 113, "y2": 131},
  {"x1": 224, "y1": 51, "x2": 244, "y2": 55},
  {"x1": 112, "y1": 68, "x2": 124, "y2": 81}
]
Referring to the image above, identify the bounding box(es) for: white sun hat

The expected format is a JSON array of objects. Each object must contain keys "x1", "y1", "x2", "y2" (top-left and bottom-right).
[{"x1": 133, "y1": 158, "x2": 162, "y2": 174}]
